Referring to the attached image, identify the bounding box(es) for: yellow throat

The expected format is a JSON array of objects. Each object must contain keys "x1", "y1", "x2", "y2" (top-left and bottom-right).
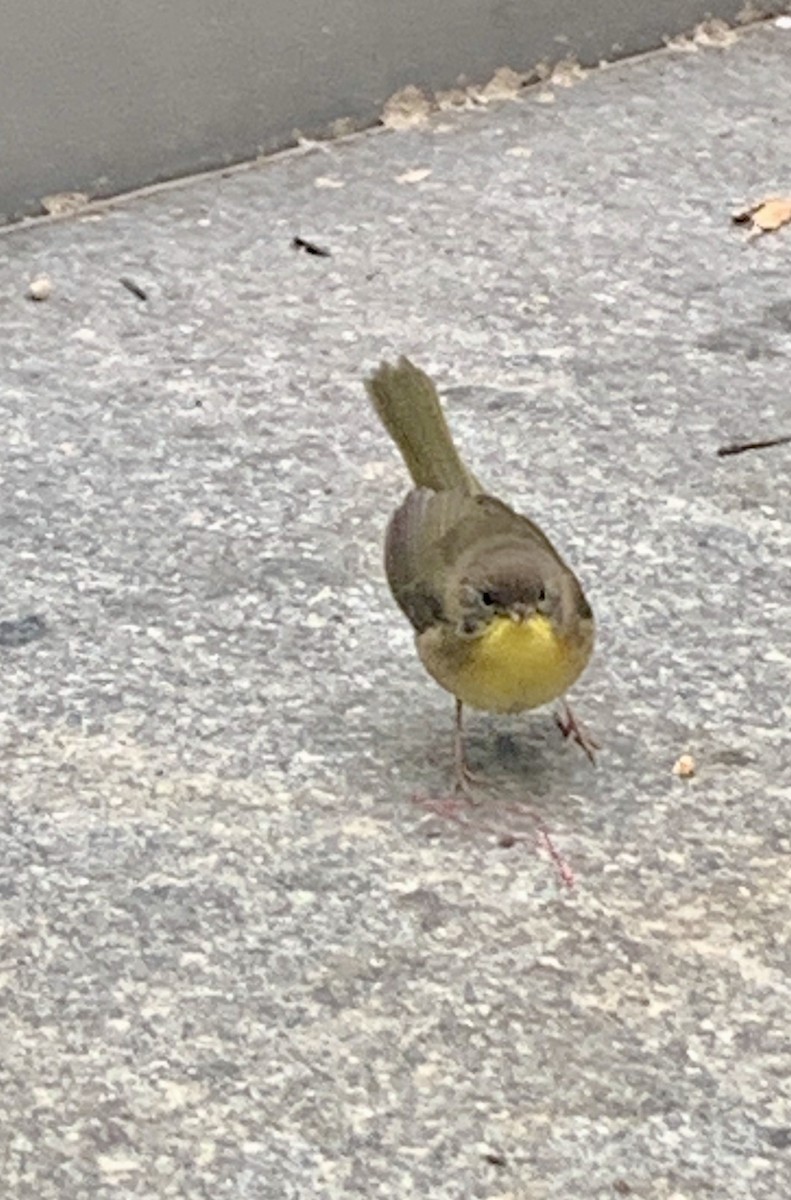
[{"x1": 419, "y1": 612, "x2": 589, "y2": 715}]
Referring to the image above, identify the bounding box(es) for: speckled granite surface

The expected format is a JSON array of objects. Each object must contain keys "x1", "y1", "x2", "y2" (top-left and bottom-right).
[{"x1": 1, "y1": 22, "x2": 790, "y2": 1200}]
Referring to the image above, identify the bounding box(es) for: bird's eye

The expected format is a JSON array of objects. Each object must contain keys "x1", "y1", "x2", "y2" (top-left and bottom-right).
[
  {"x1": 480, "y1": 590, "x2": 495, "y2": 606},
  {"x1": 537, "y1": 587, "x2": 546, "y2": 603}
]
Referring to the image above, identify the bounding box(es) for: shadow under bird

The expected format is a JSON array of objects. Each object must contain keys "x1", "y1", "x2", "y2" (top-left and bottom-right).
[{"x1": 365, "y1": 356, "x2": 596, "y2": 794}]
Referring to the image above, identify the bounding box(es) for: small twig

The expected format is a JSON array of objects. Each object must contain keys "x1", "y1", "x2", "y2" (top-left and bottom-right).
[
  {"x1": 119, "y1": 276, "x2": 148, "y2": 301},
  {"x1": 717, "y1": 435, "x2": 791, "y2": 458},
  {"x1": 501, "y1": 802, "x2": 576, "y2": 889},
  {"x1": 412, "y1": 792, "x2": 576, "y2": 889},
  {"x1": 291, "y1": 235, "x2": 331, "y2": 257},
  {"x1": 536, "y1": 828, "x2": 576, "y2": 889}
]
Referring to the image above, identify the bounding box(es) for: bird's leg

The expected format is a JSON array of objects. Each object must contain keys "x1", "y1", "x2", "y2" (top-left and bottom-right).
[
  {"x1": 453, "y1": 699, "x2": 486, "y2": 800},
  {"x1": 555, "y1": 700, "x2": 599, "y2": 765},
  {"x1": 411, "y1": 701, "x2": 484, "y2": 820}
]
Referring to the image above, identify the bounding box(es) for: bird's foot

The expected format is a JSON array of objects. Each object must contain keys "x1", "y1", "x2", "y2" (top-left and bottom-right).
[
  {"x1": 411, "y1": 760, "x2": 485, "y2": 822},
  {"x1": 555, "y1": 701, "x2": 599, "y2": 765},
  {"x1": 452, "y1": 758, "x2": 487, "y2": 804},
  {"x1": 411, "y1": 791, "x2": 471, "y2": 823}
]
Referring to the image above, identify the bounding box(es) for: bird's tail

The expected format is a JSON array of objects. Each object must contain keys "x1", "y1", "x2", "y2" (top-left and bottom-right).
[{"x1": 365, "y1": 356, "x2": 478, "y2": 493}]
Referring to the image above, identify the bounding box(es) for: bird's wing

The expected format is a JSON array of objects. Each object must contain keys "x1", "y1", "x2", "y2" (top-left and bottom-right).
[
  {"x1": 384, "y1": 487, "x2": 476, "y2": 632},
  {"x1": 436, "y1": 493, "x2": 565, "y2": 563}
]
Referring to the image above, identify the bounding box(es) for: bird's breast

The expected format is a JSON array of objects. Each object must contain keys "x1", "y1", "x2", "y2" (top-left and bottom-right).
[{"x1": 417, "y1": 613, "x2": 593, "y2": 713}]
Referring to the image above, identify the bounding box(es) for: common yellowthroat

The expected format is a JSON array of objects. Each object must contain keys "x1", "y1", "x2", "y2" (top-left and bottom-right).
[{"x1": 365, "y1": 356, "x2": 596, "y2": 793}]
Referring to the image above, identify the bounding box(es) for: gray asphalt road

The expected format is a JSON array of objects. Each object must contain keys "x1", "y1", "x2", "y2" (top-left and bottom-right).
[{"x1": 1, "y1": 21, "x2": 790, "y2": 1200}]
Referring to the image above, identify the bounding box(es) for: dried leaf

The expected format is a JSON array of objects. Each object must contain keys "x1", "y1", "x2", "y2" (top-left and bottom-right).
[
  {"x1": 436, "y1": 87, "x2": 471, "y2": 111},
  {"x1": 329, "y1": 116, "x2": 357, "y2": 138},
  {"x1": 736, "y1": 1, "x2": 765, "y2": 24},
  {"x1": 40, "y1": 191, "x2": 88, "y2": 216},
  {"x1": 475, "y1": 66, "x2": 528, "y2": 103},
  {"x1": 693, "y1": 19, "x2": 738, "y2": 47},
  {"x1": 732, "y1": 196, "x2": 791, "y2": 235},
  {"x1": 666, "y1": 19, "x2": 738, "y2": 53},
  {"x1": 381, "y1": 85, "x2": 432, "y2": 130},
  {"x1": 664, "y1": 33, "x2": 699, "y2": 53},
  {"x1": 750, "y1": 198, "x2": 791, "y2": 231},
  {"x1": 550, "y1": 57, "x2": 587, "y2": 88}
]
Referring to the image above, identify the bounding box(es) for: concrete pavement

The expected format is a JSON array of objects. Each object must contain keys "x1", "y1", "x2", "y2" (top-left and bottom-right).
[{"x1": 1, "y1": 20, "x2": 790, "y2": 1199}]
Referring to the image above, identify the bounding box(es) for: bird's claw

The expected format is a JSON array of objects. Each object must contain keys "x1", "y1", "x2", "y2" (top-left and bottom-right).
[{"x1": 556, "y1": 702, "x2": 599, "y2": 765}]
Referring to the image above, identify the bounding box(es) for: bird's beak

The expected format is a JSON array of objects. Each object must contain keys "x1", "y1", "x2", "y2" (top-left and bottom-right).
[{"x1": 508, "y1": 603, "x2": 533, "y2": 624}]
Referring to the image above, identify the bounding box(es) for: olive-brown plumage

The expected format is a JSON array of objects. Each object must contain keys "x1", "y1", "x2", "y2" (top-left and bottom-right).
[{"x1": 366, "y1": 356, "x2": 595, "y2": 790}]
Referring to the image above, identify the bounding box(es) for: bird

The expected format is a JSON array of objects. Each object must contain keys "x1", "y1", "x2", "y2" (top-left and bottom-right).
[{"x1": 365, "y1": 356, "x2": 596, "y2": 795}]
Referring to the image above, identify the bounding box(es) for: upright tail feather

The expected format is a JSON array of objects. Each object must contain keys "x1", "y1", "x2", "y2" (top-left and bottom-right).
[{"x1": 365, "y1": 356, "x2": 479, "y2": 493}]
